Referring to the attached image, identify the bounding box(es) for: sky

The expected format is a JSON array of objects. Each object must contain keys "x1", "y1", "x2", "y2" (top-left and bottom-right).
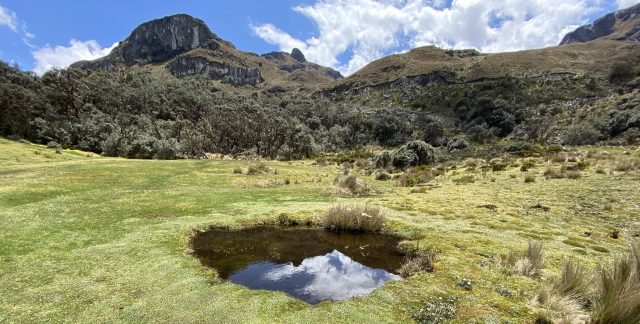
[{"x1": 0, "y1": 0, "x2": 637, "y2": 76}]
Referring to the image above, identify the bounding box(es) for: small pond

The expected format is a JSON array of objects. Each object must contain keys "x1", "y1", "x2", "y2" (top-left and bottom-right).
[{"x1": 191, "y1": 226, "x2": 406, "y2": 304}]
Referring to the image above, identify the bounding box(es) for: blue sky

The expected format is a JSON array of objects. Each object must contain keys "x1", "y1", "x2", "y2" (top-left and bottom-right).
[{"x1": 0, "y1": 0, "x2": 634, "y2": 75}]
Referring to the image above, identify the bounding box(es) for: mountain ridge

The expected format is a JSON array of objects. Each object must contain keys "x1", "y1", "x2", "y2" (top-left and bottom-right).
[{"x1": 71, "y1": 14, "x2": 342, "y2": 92}]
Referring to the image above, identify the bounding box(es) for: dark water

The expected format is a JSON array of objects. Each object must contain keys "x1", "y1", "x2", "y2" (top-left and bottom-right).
[{"x1": 191, "y1": 226, "x2": 406, "y2": 304}]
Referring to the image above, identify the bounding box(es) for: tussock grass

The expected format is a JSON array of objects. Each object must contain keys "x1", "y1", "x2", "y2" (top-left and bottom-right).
[
  {"x1": 246, "y1": 162, "x2": 270, "y2": 175},
  {"x1": 505, "y1": 240, "x2": 544, "y2": 278},
  {"x1": 398, "y1": 249, "x2": 438, "y2": 277},
  {"x1": 334, "y1": 174, "x2": 373, "y2": 196},
  {"x1": 591, "y1": 238, "x2": 640, "y2": 324},
  {"x1": 321, "y1": 205, "x2": 386, "y2": 232}
]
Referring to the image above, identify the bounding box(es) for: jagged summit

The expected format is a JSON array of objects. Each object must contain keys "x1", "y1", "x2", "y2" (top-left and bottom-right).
[
  {"x1": 560, "y1": 3, "x2": 640, "y2": 45},
  {"x1": 291, "y1": 48, "x2": 306, "y2": 63},
  {"x1": 71, "y1": 14, "x2": 341, "y2": 91}
]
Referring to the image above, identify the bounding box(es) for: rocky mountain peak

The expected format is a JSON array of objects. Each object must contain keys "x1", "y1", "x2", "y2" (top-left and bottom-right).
[
  {"x1": 291, "y1": 48, "x2": 307, "y2": 63},
  {"x1": 120, "y1": 14, "x2": 223, "y2": 65},
  {"x1": 560, "y1": 3, "x2": 640, "y2": 45}
]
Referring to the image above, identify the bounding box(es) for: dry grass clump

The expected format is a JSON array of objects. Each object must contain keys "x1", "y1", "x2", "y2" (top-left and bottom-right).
[
  {"x1": 375, "y1": 172, "x2": 392, "y2": 181},
  {"x1": 611, "y1": 157, "x2": 640, "y2": 173},
  {"x1": 530, "y1": 262, "x2": 591, "y2": 323},
  {"x1": 246, "y1": 162, "x2": 270, "y2": 175},
  {"x1": 321, "y1": 205, "x2": 386, "y2": 232},
  {"x1": 524, "y1": 174, "x2": 536, "y2": 183},
  {"x1": 398, "y1": 249, "x2": 438, "y2": 277},
  {"x1": 505, "y1": 241, "x2": 544, "y2": 278},
  {"x1": 334, "y1": 174, "x2": 373, "y2": 196},
  {"x1": 530, "y1": 238, "x2": 640, "y2": 324},
  {"x1": 232, "y1": 167, "x2": 243, "y2": 174},
  {"x1": 590, "y1": 239, "x2": 640, "y2": 324},
  {"x1": 543, "y1": 167, "x2": 581, "y2": 180}
]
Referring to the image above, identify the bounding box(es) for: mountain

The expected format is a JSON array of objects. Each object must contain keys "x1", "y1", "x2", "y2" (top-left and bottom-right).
[
  {"x1": 320, "y1": 5, "x2": 640, "y2": 97},
  {"x1": 71, "y1": 14, "x2": 342, "y2": 92},
  {"x1": 560, "y1": 3, "x2": 640, "y2": 45}
]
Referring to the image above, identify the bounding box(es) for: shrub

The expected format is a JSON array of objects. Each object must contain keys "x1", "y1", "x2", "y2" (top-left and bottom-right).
[
  {"x1": 609, "y1": 62, "x2": 635, "y2": 82},
  {"x1": 446, "y1": 136, "x2": 469, "y2": 152},
  {"x1": 321, "y1": 205, "x2": 386, "y2": 232},
  {"x1": 398, "y1": 249, "x2": 438, "y2": 277},
  {"x1": 562, "y1": 124, "x2": 602, "y2": 146},
  {"x1": 524, "y1": 174, "x2": 536, "y2": 183},
  {"x1": 392, "y1": 148, "x2": 418, "y2": 170},
  {"x1": 412, "y1": 298, "x2": 456, "y2": 324},
  {"x1": 392, "y1": 141, "x2": 437, "y2": 169},
  {"x1": 374, "y1": 151, "x2": 393, "y2": 168},
  {"x1": 232, "y1": 167, "x2": 243, "y2": 174}
]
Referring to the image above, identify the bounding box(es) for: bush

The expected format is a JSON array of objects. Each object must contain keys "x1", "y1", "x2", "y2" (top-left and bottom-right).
[
  {"x1": 446, "y1": 136, "x2": 469, "y2": 152},
  {"x1": 392, "y1": 148, "x2": 419, "y2": 169},
  {"x1": 562, "y1": 124, "x2": 602, "y2": 146},
  {"x1": 452, "y1": 175, "x2": 475, "y2": 185},
  {"x1": 374, "y1": 151, "x2": 393, "y2": 168},
  {"x1": 609, "y1": 62, "x2": 635, "y2": 82},
  {"x1": 524, "y1": 174, "x2": 536, "y2": 183},
  {"x1": 398, "y1": 249, "x2": 438, "y2": 277},
  {"x1": 392, "y1": 141, "x2": 437, "y2": 169},
  {"x1": 321, "y1": 205, "x2": 386, "y2": 232},
  {"x1": 232, "y1": 167, "x2": 243, "y2": 174}
]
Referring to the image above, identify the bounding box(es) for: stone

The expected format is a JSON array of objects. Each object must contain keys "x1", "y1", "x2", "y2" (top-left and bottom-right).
[{"x1": 291, "y1": 48, "x2": 307, "y2": 63}]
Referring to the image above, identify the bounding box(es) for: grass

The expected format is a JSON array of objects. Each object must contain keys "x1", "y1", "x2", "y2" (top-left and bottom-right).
[
  {"x1": 398, "y1": 249, "x2": 438, "y2": 277},
  {"x1": 321, "y1": 205, "x2": 386, "y2": 232},
  {"x1": 1, "y1": 137, "x2": 640, "y2": 322}
]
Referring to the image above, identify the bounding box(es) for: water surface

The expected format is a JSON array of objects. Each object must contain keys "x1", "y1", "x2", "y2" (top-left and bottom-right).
[{"x1": 191, "y1": 226, "x2": 406, "y2": 304}]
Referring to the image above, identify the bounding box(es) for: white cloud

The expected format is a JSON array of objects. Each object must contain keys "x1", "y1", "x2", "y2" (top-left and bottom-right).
[
  {"x1": 251, "y1": 0, "x2": 614, "y2": 75},
  {"x1": 617, "y1": 0, "x2": 640, "y2": 9},
  {"x1": 0, "y1": 5, "x2": 18, "y2": 32},
  {"x1": 32, "y1": 39, "x2": 117, "y2": 75}
]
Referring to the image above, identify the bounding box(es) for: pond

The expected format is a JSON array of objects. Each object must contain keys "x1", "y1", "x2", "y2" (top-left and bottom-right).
[{"x1": 191, "y1": 226, "x2": 406, "y2": 304}]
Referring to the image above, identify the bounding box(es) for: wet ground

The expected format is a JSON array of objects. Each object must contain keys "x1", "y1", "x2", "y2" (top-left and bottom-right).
[{"x1": 191, "y1": 226, "x2": 406, "y2": 304}]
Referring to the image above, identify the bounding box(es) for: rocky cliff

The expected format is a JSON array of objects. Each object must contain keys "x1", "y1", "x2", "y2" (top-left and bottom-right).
[
  {"x1": 72, "y1": 14, "x2": 341, "y2": 91},
  {"x1": 560, "y1": 3, "x2": 640, "y2": 44}
]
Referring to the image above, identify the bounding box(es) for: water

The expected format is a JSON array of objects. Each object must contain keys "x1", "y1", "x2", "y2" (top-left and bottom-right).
[{"x1": 191, "y1": 226, "x2": 406, "y2": 304}]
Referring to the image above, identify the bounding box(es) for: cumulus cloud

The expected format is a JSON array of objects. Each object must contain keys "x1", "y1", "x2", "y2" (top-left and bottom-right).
[
  {"x1": 0, "y1": 5, "x2": 18, "y2": 32},
  {"x1": 32, "y1": 39, "x2": 117, "y2": 75},
  {"x1": 251, "y1": 0, "x2": 614, "y2": 75},
  {"x1": 617, "y1": 0, "x2": 640, "y2": 9}
]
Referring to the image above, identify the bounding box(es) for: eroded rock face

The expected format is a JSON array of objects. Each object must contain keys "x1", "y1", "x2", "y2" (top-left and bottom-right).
[
  {"x1": 121, "y1": 14, "x2": 218, "y2": 64},
  {"x1": 168, "y1": 56, "x2": 263, "y2": 85},
  {"x1": 561, "y1": 3, "x2": 640, "y2": 44},
  {"x1": 291, "y1": 48, "x2": 307, "y2": 63}
]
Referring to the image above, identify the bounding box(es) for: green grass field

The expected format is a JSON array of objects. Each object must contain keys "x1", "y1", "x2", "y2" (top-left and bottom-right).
[{"x1": 1, "y1": 137, "x2": 639, "y2": 323}]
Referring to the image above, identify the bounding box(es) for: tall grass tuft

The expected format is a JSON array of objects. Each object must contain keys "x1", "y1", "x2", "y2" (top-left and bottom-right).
[
  {"x1": 321, "y1": 205, "x2": 386, "y2": 232},
  {"x1": 398, "y1": 249, "x2": 438, "y2": 277},
  {"x1": 506, "y1": 240, "x2": 544, "y2": 278},
  {"x1": 590, "y1": 238, "x2": 640, "y2": 324},
  {"x1": 335, "y1": 174, "x2": 373, "y2": 196}
]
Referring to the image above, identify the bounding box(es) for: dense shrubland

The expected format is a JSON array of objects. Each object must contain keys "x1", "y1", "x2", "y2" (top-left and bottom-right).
[{"x1": 1, "y1": 61, "x2": 638, "y2": 160}]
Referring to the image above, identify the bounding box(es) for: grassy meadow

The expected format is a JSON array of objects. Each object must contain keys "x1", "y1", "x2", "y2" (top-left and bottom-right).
[{"x1": 1, "y1": 137, "x2": 639, "y2": 323}]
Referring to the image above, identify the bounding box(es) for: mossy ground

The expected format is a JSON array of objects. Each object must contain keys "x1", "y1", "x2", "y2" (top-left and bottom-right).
[{"x1": 1, "y1": 137, "x2": 639, "y2": 323}]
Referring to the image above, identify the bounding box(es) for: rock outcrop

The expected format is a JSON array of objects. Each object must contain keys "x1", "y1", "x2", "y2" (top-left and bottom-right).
[
  {"x1": 168, "y1": 56, "x2": 263, "y2": 86},
  {"x1": 560, "y1": 3, "x2": 640, "y2": 44},
  {"x1": 71, "y1": 14, "x2": 341, "y2": 91}
]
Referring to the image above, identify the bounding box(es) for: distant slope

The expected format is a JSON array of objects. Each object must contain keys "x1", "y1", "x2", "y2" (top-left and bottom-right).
[
  {"x1": 71, "y1": 14, "x2": 342, "y2": 93},
  {"x1": 560, "y1": 3, "x2": 640, "y2": 44},
  {"x1": 322, "y1": 40, "x2": 640, "y2": 94}
]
